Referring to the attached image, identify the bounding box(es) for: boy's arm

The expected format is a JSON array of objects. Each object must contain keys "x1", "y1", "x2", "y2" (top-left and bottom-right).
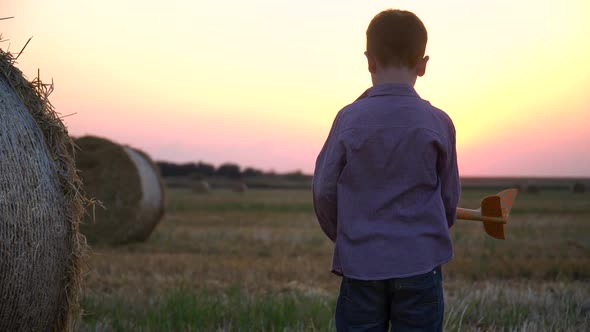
[
  {"x1": 312, "y1": 112, "x2": 346, "y2": 242},
  {"x1": 440, "y1": 123, "x2": 461, "y2": 228}
]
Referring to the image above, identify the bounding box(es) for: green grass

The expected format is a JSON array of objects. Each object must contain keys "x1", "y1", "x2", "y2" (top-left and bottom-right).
[
  {"x1": 169, "y1": 188, "x2": 590, "y2": 215},
  {"x1": 78, "y1": 281, "x2": 589, "y2": 332},
  {"x1": 443, "y1": 281, "x2": 590, "y2": 331},
  {"x1": 459, "y1": 189, "x2": 590, "y2": 214},
  {"x1": 79, "y1": 288, "x2": 335, "y2": 332},
  {"x1": 168, "y1": 189, "x2": 314, "y2": 214}
]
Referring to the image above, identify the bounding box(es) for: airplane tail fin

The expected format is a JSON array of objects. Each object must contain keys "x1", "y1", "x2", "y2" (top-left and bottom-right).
[
  {"x1": 497, "y1": 188, "x2": 519, "y2": 218},
  {"x1": 481, "y1": 195, "x2": 505, "y2": 239},
  {"x1": 480, "y1": 189, "x2": 519, "y2": 240}
]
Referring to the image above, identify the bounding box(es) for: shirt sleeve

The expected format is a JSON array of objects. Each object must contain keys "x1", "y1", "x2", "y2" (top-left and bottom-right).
[
  {"x1": 439, "y1": 122, "x2": 461, "y2": 228},
  {"x1": 312, "y1": 112, "x2": 346, "y2": 242}
]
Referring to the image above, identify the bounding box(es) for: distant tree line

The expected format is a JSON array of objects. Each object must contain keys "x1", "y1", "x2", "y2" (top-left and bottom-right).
[{"x1": 156, "y1": 161, "x2": 310, "y2": 180}]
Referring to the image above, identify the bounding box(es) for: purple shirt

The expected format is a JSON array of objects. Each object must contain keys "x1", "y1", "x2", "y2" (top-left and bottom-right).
[{"x1": 312, "y1": 83, "x2": 460, "y2": 279}]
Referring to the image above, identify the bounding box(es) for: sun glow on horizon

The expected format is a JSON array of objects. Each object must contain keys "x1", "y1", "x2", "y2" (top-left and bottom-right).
[{"x1": 3, "y1": 0, "x2": 590, "y2": 176}]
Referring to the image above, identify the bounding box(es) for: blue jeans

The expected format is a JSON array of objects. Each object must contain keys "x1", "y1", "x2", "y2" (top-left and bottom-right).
[{"x1": 335, "y1": 267, "x2": 444, "y2": 332}]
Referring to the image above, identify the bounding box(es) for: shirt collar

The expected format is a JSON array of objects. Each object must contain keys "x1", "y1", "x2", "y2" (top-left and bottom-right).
[{"x1": 367, "y1": 83, "x2": 419, "y2": 98}]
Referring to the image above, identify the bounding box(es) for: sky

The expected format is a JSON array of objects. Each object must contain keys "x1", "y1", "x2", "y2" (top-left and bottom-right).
[{"x1": 3, "y1": 0, "x2": 590, "y2": 176}]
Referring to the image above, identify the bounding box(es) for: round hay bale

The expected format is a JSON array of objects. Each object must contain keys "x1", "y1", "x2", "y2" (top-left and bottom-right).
[
  {"x1": 232, "y1": 182, "x2": 248, "y2": 193},
  {"x1": 75, "y1": 136, "x2": 165, "y2": 245},
  {"x1": 572, "y1": 182, "x2": 585, "y2": 193},
  {"x1": 192, "y1": 180, "x2": 211, "y2": 194},
  {"x1": 0, "y1": 49, "x2": 85, "y2": 331}
]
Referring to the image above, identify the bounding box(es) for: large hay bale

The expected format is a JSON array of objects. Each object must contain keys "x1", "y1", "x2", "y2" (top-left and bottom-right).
[
  {"x1": 0, "y1": 49, "x2": 85, "y2": 331},
  {"x1": 75, "y1": 136, "x2": 165, "y2": 245}
]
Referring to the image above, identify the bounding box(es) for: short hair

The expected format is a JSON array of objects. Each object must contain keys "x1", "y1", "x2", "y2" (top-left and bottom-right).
[{"x1": 366, "y1": 9, "x2": 428, "y2": 68}]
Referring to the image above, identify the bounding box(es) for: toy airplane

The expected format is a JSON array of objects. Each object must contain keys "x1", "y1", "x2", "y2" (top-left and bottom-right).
[{"x1": 456, "y1": 189, "x2": 518, "y2": 240}]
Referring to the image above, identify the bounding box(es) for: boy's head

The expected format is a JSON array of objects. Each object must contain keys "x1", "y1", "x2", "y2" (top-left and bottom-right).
[{"x1": 366, "y1": 9, "x2": 429, "y2": 78}]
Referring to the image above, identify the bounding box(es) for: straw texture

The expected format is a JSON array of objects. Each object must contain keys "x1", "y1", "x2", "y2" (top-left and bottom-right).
[
  {"x1": 75, "y1": 136, "x2": 165, "y2": 244},
  {"x1": 0, "y1": 49, "x2": 86, "y2": 332}
]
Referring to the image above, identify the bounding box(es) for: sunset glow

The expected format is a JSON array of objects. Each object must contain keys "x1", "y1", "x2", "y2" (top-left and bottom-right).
[{"x1": 3, "y1": 0, "x2": 590, "y2": 176}]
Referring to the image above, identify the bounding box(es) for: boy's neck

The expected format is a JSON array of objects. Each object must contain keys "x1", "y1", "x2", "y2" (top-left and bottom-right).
[{"x1": 371, "y1": 66, "x2": 417, "y2": 87}]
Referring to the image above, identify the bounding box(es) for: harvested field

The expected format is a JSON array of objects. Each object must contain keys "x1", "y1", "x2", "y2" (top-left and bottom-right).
[{"x1": 79, "y1": 188, "x2": 590, "y2": 331}]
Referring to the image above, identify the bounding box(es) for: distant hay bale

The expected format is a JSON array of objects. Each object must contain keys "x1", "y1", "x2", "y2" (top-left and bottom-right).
[
  {"x1": 232, "y1": 182, "x2": 248, "y2": 193},
  {"x1": 0, "y1": 49, "x2": 86, "y2": 331},
  {"x1": 192, "y1": 180, "x2": 211, "y2": 194},
  {"x1": 75, "y1": 136, "x2": 165, "y2": 245},
  {"x1": 572, "y1": 182, "x2": 585, "y2": 193}
]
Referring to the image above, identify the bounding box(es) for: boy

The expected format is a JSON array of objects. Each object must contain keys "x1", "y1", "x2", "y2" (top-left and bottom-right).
[{"x1": 312, "y1": 9, "x2": 460, "y2": 331}]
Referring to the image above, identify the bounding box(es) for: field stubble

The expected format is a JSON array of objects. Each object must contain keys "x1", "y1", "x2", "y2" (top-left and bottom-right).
[{"x1": 79, "y1": 188, "x2": 590, "y2": 331}]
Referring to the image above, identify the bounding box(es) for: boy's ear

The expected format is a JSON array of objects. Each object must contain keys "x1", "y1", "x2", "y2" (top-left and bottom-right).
[
  {"x1": 365, "y1": 51, "x2": 377, "y2": 74},
  {"x1": 416, "y1": 55, "x2": 429, "y2": 77}
]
